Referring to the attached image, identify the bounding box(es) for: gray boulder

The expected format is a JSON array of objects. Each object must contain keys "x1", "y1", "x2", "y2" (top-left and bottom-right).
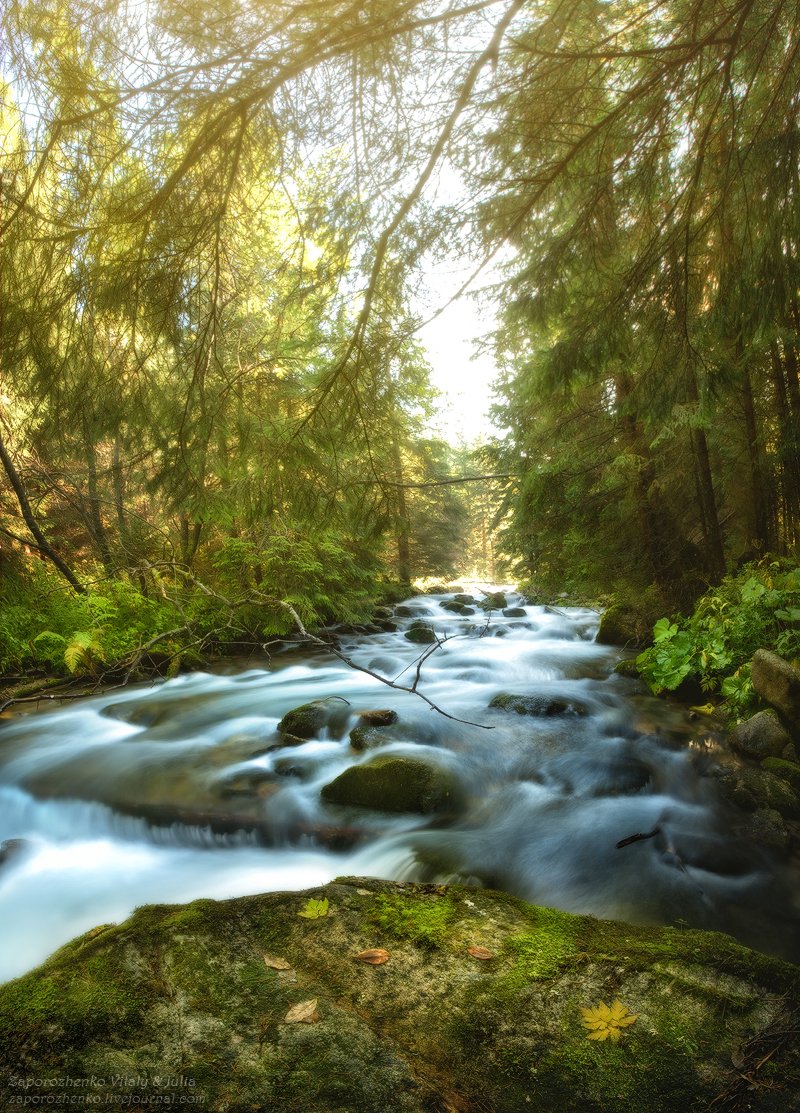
[
  {"x1": 751, "y1": 649, "x2": 800, "y2": 728},
  {"x1": 731, "y1": 710, "x2": 792, "y2": 760}
]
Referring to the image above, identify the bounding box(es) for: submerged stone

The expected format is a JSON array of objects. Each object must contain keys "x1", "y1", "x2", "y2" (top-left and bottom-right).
[
  {"x1": 1, "y1": 878, "x2": 797, "y2": 1113},
  {"x1": 489, "y1": 692, "x2": 587, "y2": 717}
]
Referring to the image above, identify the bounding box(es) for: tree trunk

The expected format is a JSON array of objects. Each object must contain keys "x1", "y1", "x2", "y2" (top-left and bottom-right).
[
  {"x1": 85, "y1": 435, "x2": 114, "y2": 573},
  {"x1": 685, "y1": 371, "x2": 725, "y2": 577},
  {"x1": 740, "y1": 363, "x2": 770, "y2": 548},
  {"x1": 0, "y1": 424, "x2": 85, "y2": 593}
]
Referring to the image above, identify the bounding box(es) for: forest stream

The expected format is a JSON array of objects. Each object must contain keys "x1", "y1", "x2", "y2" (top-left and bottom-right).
[{"x1": 0, "y1": 589, "x2": 798, "y2": 983}]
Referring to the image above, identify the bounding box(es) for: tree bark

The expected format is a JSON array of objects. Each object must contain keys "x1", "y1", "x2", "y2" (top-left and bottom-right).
[{"x1": 0, "y1": 425, "x2": 85, "y2": 593}]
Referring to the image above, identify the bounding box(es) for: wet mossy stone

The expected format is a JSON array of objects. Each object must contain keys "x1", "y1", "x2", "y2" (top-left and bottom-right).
[
  {"x1": 349, "y1": 710, "x2": 400, "y2": 753},
  {"x1": 395, "y1": 604, "x2": 430, "y2": 618},
  {"x1": 762, "y1": 756, "x2": 800, "y2": 794},
  {"x1": 480, "y1": 591, "x2": 507, "y2": 610},
  {"x1": 277, "y1": 698, "x2": 349, "y2": 740},
  {"x1": 489, "y1": 692, "x2": 587, "y2": 717},
  {"x1": 453, "y1": 594, "x2": 476, "y2": 605},
  {"x1": 441, "y1": 600, "x2": 466, "y2": 613},
  {"x1": 1, "y1": 878, "x2": 798, "y2": 1113},
  {"x1": 356, "y1": 709, "x2": 399, "y2": 728},
  {"x1": 732, "y1": 711, "x2": 793, "y2": 760},
  {"x1": 321, "y1": 755, "x2": 459, "y2": 814},
  {"x1": 596, "y1": 603, "x2": 643, "y2": 647},
  {"x1": 405, "y1": 624, "x2": 438, "y2": 645},
  {"x1": 713, "y1": 763, "x2": 800, "y2": 819},
  {"x1": 502, "y1": 607, "x2": 527, "y2": 617},
  {"x1": 751, "y1": 649, "x2": 800, "y2": 731}
]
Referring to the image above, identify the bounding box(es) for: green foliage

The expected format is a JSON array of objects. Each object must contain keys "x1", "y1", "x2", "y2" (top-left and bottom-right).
[
  {"x1": 636, "y1": 562, "x2": 800, "y2": 717},
  {"x1": 297, "y1": 898, "x2": 329, "y2": 920}
]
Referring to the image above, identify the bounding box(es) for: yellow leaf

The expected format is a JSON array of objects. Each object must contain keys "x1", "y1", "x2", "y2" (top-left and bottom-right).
[{"x1": 581, "y1": 999, "x2": 637, "y2": 1042}]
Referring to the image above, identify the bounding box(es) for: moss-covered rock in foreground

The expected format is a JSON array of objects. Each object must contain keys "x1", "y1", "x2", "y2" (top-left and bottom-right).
[{"x1": 1, "y1": 879, "x2": 798, "y2": 1112}]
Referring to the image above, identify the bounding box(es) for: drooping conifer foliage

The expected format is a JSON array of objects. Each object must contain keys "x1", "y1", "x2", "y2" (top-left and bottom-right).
[{"x1": 1, "y1": 0, "x2": 798, "y2": 675}]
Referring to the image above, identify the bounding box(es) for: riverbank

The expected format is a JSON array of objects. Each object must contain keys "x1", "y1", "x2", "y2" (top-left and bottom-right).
[{"x1": 1, "y1": 876, "x2": 798, "y2": 1113}]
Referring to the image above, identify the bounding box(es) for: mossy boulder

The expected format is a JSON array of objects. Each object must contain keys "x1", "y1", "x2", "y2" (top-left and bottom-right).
[
  {"x1": 480, "y1": 591, "x2": 508, "y2": 611},
  {"x1": 321, "y1": 755, "x2": 459, "y2": 814},
  {"x1": 277, "y1": 698, "x2": 350, "y2": 740},
  {"x1": 348, "y1": 710, "x2": 400, "y2": 753},
  {"x1": 1, "y1": 878, "x2": 797, "y2": 1113},
  {"x1": 712, "y1": 764, "x2": 800, "y2": 820},
  {"x1": 751, "y1": 649, "x2": 800, "y2": 731},
  {"x1": 502, "y1": 606, "x2": 527, "y2": 617},
  {"x1": 404, "y1": 623, "x2": 438, "y2": 645},
  {"x1": 762, "y1": 757, "x2": 800, "y2": 794},
  {"x1": 489, "y1": 692, "x2": 587, "y2": 717},
  {"x1": 731, "y1": 711, "x2": 792, "y2": 760},
  {"x1": 596, "y1": 603, "x2": 650, "y2": 647}
]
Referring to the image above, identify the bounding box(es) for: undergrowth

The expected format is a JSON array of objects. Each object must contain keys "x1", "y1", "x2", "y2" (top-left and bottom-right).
[{"x1": 635, "y1": 559, "x2": 800, "y2": 719}]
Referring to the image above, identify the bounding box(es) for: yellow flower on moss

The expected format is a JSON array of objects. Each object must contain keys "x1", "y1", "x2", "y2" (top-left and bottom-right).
[{"x1": 580, "y1": 999, "x2": 638, "y2": 1041}]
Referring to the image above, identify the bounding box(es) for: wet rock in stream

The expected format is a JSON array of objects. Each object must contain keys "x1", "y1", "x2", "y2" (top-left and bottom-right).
[{"x1": 321, "y1": 755, "x2": 462, "y2": 814}]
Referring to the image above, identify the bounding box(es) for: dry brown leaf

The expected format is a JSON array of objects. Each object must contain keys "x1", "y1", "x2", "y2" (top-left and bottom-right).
[
  {"x1": 263, "y1": 954, "x2": 292, "y2": 970},
  {"x1": 356, "y1": 948, "x2": 390, "y2": 965},
  {"x1": 467, "y1": 945, "x2": 495, "y2": 960},
  {"x1": 284, "y1": 999, "x2": 320, "y2": 1024}
]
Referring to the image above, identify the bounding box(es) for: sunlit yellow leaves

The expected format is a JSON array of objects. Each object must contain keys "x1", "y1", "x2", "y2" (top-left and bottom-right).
[{"x1": 580, "y1": 999, "x2": 638, "y2": 1042}]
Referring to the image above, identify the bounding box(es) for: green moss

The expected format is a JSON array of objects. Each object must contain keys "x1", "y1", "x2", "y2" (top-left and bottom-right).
[
  {"x1": 365, "y1": 892, "x2": 459, "y2": 949},
  {"x1": 762, "y1": 756, "x2": 800, "y2": 793},
  {"x1": 503, "y1": 908, "x2": 579, "y2": 981}
]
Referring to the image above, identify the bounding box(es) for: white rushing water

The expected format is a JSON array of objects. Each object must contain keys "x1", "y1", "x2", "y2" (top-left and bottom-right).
[{"x1": 0, "y1": 589, "x2": 797, "y2": 981}]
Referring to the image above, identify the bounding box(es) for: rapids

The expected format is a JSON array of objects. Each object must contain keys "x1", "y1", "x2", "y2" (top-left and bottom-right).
[{"x1": 0, "y1": 589, "x2": 797, "y2": 981}]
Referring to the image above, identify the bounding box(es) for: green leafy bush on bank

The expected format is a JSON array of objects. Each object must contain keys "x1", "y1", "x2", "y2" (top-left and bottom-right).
[{"x1": 635, "y1": 561, "x2": 800, "y2": 717}]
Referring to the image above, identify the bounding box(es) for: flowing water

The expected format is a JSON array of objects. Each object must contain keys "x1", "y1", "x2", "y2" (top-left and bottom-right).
[{"x1": 0, "y1": 589, "x2": 797, "y2": 982}]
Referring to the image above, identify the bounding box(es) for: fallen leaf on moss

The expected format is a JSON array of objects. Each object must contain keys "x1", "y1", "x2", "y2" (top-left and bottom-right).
[
  {"x1": 467, "y1": 945, "x2": 494, "y2": 960},
  {"x1": 284, "y1": 999, "x2": 320, "y2": 1024},
  {"x1": 356, "y1": 948, "x2": 390, "y2": 965},
  {"x1": 580, "y1": 999, "x2": 637, "y2": 1041},
  {"x1": 298, "y1": 897, "x2": 329, "y2": 919},
  {"x1": 263, "y1": 954, "x2": 292, "y2": 970}
]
